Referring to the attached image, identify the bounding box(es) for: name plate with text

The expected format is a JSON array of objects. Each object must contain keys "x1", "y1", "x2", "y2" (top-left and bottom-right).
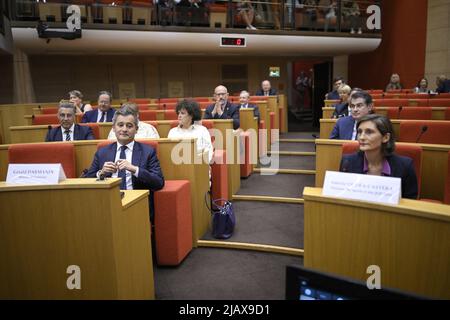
[
  {"x1": 323, "y1": 171, "x2": 401, "y2": 205},
  {"x1": 6, "y1": 164, "x2": 67, "y2": 184}
]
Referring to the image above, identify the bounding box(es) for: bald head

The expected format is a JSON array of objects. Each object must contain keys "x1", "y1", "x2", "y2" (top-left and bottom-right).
[
  {"x1": 214, "y1": 85, "x2": 229, "y2": 105},
  {"x1": 262, "y1": 80, "x2": 271, "y2": 92}
]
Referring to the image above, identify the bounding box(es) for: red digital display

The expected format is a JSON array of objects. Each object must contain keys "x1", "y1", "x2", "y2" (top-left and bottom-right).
[{"x1": 221, "y1": 37, "x2": 246, "y2": 47}]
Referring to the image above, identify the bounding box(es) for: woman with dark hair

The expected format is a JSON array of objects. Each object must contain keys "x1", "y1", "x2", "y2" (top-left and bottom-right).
[
  {"x1": 69, "y1": 90, "x2": 92, "y2": 113},
  {"x1": 414, "y1": 78, "x2": 429, "y2": 94},
  {"x1": 339, "y1": 114, "x2": 418, "y2": 199},
  {"x1": 168, "y1": 99, "x2": 213, "y2": 163}
]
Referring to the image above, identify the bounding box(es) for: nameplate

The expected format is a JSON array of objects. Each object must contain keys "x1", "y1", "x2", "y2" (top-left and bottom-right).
[
  {"x1": 6, "y1": 164, "x2": 67, "y2": 184},
  {"x1": 323, "y1": 171, "x2": 401, "y2": 205}
]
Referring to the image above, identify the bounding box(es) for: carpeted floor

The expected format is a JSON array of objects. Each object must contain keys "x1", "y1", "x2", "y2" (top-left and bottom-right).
[{"x1": 154, "y1": 248, "x2": 303, "y2": 300}]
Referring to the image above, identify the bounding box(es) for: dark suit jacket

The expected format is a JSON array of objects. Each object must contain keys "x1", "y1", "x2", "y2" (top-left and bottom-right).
[
  {"x1": 327, "y1": 90, "x2": 340, "y2": 100},
  {"x1": 332, "y1": 103, "x2": 349, "y2": 119},
  {"x1": 255, "y1": 88, "x2": 277, "y2": 96},
  {"x1": 203, "y1": 101, "x2": 240, "y2": 130},
  {"x1": 238, "y1": 103, "x2": 260, "y2": 122},
  {"x1": 330, "y1": 116, "x2": 355, "y2": 140},
  {"x1": 86, "y1": 141, "x2": 165, "y2": 219},
  {"x1": 436, "y1": 79, "x2": 450, "y2": 93},
  {"x1": 81, "y1": 108, "x2": 115, "y2": 123},
  {"x1": 339, "y1": 152, "x2": 418, "y2": 199},
  {"x1": 45, "y1": 124, "x2": 95, "y2": 142}
]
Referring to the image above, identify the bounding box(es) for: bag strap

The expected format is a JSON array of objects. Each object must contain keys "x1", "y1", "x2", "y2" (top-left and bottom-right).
[{"x1": 204, "y1": 191, "x2": 230, "y2": 213}]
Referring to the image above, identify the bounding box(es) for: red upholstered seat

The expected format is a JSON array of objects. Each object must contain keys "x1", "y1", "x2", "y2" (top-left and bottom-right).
[
  {"x1": 129, "y1": 98, "x2": 151, "y2": 104},
  {"x1": 41, "y1": 107, "x2": 59, "y2": 114},
  {"x1": 399, "y1": 121, "x2": 450, "y2": 145},
  {"x1": 367, "y1": 90, "x2": 383, "y2": 94},
  {"x1": 8, "y1": 142, "x2": 76, "y2": 178},
  {"x1": 154, "y1": 180, "x2": 192, "y2": 265},
  {"x1": 428, "y1": 99, "x2": 450, "y2": 107},
  {"x1": 342, "y1": 141, "x2": 423, "y2": 197},
  {"x1": 445, "y1": 151, "x2": 450, "y2": 204},
  {"x1": 373, "y1": 99, "x2": 409, "y2": 107},
  {"x1": 79, "y1": 123, "x2": 100, "y2": 139},
  {"x1": 139, "y1": 110, "x2": 157, "y2": 121},
  {"x1": 142, "y1": 120, "x2": 158, "y2": 129},
  {"x1": 136, "y1": 103, "x2": 150, "y2": 111},
  {"x1": 159, "y1": 98, "x2": 179, "y2": 104},
  {"x1": 445, "y1": 107, "x2": 450, "y2": 120},
  {"x1": 406, "y1": 94, "x2": 430, "y2": 100},
  {"x1": 32, "y1": 114, "x2": 59, "y2": 125},
  {"x1": 164, "y1": 110, "x2": 177, "y2": 120},
  {"x1": 386, "y1": 107, "x2": 432, "y2": 120},
  {"x1": 158, "y1": 102, "x2": 177, "y2": 110}
]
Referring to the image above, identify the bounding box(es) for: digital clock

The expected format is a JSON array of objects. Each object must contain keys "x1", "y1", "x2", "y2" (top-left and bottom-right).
[{"x1": 220, "y1": 37, "x2": 246, "y2": 47}]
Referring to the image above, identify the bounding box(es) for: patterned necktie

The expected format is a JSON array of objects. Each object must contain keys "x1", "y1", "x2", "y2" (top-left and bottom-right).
[
  {"x1": 99, "y1": 111, "x2": 106, "y2": 123},
  {"x1": 64, "y1": 129, "x2": 71, "y2": 141},
  {"x1": 118, "y1": 145, "x2": 127, "y2": 190}
]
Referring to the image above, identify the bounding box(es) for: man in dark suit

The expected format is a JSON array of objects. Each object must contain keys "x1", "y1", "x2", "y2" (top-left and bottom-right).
[
  {"x1": 436, "y1": 75, "x2": 450, "y2": 93},
  {"x1": 85, "y1": 106, "x2": 164, "y2": 220},
  {"x1": 203, "y1": 85, "x2": 240, "y2": 130},
  {"x1": 237, "y1": 90, "x2": 260, "y2": 122},
  {"x1": 45, "y1": 102, "x2": 94, "y2": 142},
  {"x1": 81, "y1": 91, "x2": 116, "y2": 123},
  {"x1": 330, "y1": 91, "x2": 373, "y2": 140},
  {"x1": 255, "y1": 80, "x2": 277, "y2": 96},
  {"x1": 325, "y1": 76, "x2": 344, "y2": 100}
]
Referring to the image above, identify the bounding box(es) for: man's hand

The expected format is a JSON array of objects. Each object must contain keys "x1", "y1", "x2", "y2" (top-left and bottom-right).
[
  {"x1": 101, "y1": 161, "x2": 118, "y2": 175},
  {"x1": 116, "y1": 159, "x2": 138, "y2": 174},
  {"x1": 212, "y1": 100, "x2": 224, "y2": 117}
]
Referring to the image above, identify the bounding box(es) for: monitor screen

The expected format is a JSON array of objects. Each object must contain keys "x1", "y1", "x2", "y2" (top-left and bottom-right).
[{"x1": 285, "y1": 265, "x2": 426, "y2": 300}]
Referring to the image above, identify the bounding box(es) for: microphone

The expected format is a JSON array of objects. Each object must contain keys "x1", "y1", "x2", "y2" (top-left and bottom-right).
[
  {"x1": 397, "y1": 106, "x2": 403, "y2": 119},
  {"x1": 47, "y1": 125, "x2": 52, "y2": 131},
  {"x1": 415, "y1": 125, "x2": 428, "y2": 143}
]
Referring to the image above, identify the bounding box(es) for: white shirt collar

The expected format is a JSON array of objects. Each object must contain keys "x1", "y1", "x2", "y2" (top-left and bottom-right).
[
  {"x1": 62, "y1": 123, "x2": 75, "y2": 133},
  {"x1": 116, "y1": 140, "x2": 135, "y2": 152}
]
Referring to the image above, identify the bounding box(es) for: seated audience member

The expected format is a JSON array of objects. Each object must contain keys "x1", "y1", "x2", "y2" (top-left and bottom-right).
[
  {"x1": 203, "y1": 85, "x2": 240, "y2": 130},
  {"x1": 414, "y1": 78, "x2": 429, "y2": 94},
  {"x1": 339, "y1": 114, "x2": 418, "y2": 199},
  {"x1": 107, "y1": 102, "x2": 159, "y2": 140},
  {"x1": 85, "y1": 106, "x2": 164, "y2": 221},
  {"x1": 323, "y1": 0, "x2": 337, "y2": 32},
  {"x1": 238, "y1": 90, "x2": 260, "y2": 122},
  {"x1": 255, "y1": 80, "x2": 278, "y2": 96},
  {"x1": 331, "y1": 84, "x2": 351, "y2": 119},
  {"x1": 69, "y1": 90, "x2": 92, "y2": 113},
  {"x1": 238, "y1": 0, "x2": 257, "y2": 30},
  {"x1": 436, "y1": 74, "x2": 450, "y2": 94},
  {"x1": 81, "y1": 91, "x2": 116, "y2": 123},
  {"x1": 177, "y1": 0, "x2": 206, "y2": 27},
  {"x1": 46, "y1": 102, "x2": 94, "y2": 142},
  {"x1": 168, "y1": 99, "x2": 213, "y2": 163},
  {"x1": 342, "y1": 0, "x2": 361, "y2": 34},
  {"x1": 385, "y1": 73, "x2": 403, "y2": 91},
  {"x1": 325, "y1": 76, "x2": 344, "y2": 100},
  {"x1": 330, "y1": 90, "x2": 373, "y2": 140}
]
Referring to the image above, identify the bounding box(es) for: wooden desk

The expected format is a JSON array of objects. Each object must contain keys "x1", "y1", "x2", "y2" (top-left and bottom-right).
[
  {"x1": 0, "y1": 178, "x2": 154, "y2": 299},
  {"x1": 315, "y1": 139, "x2": 450, "y2": 201},
  {"x1": 303, "y1": 187, "x2": 450, "y2": 299},
  {"x1": 322, "y1": 107, "x2": 449, "y2": 120},
  {"x1": 0, "y1": 139, "x2": 210, "y2": 246}
]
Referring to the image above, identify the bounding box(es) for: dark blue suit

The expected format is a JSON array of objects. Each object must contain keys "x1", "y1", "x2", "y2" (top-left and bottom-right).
[
  {"x1": 81, "y1": 108, "x2": 115, "y2": 123},
  {"x1": 436, "y1": 79, "x2": 450, "y2": 93},
  {"x1": 238, "y1": 103, "x2": 260, "y2": 122},
  {"x1": 339, "y1": 152, "x2": 418, "y2": 199},
  {"x1": 86, "y1": 141, "x2": 164, "y2": 220},
  {"x1": 203, "y1": 101, "x2": 240, "y2": 130},
  {"x1": 45, "y1": 124, "x2": 95, "y2": 141},
  {"x1": 332, "y1": 103, "x2": 349, "y2": 118},
  {"x1": 330, "y1": 116, "x2": 355, "y2": 140},
  {"x1": 327, "y1": 90, "x2": 340, "y2": 100},
  {"x1": 255, "y1": 88, "x2": 277, "y2": 96}
]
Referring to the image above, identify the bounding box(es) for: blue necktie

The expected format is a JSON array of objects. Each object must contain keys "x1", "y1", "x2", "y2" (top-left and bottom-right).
[
  {"x1": 99, "y1": 111, "x2": 106, "y2": 123},
  {"x1": 64, "y1": 129, "x2": 71, "y2": 141},
  {"x1": 118, "y1": 145, "x2": 127, "y2": 190}
]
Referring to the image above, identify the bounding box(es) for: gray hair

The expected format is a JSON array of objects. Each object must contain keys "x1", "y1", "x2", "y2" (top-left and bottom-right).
[
  {"x1": 58, "y1": 102, "x2": 76, "y2": 114},
  {"x1": 112, "y1": 105, "x2": 138, "y2": 127}
]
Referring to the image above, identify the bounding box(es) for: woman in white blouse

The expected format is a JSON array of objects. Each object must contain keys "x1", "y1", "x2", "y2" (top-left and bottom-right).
[{"x1": 168, "y1": 99, "x2": 213, "y2": 164}]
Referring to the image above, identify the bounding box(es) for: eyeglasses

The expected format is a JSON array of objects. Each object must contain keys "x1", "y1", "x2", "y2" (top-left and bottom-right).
[{"x1": 214, "y1": 92, "x2": 228, "y2": 96}]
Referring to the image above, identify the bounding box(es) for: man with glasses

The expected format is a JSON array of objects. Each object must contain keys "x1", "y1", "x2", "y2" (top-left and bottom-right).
[
  {"x1": 203, "y1": 85, "x2": 240, "y2": 130},
  {"x1": 81, "y1": 91, "x2": 116, "y2": 123},
  {"x1": 45, "y1": 102, "x2": 94, "y2": 141},
  {"x1": 329, "y1": 91, "x2": 373, "y2": 140}
]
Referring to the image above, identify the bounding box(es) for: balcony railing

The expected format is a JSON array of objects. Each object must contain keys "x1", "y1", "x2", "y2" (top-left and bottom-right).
[{"x1": 10, "y1": 0, "x2": 381, "y2": 35}]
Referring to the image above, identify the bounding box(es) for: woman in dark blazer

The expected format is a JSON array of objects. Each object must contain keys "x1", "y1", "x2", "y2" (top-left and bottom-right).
[{"x1": 339, "y1": 114, "x2": 418, "y2": 199}]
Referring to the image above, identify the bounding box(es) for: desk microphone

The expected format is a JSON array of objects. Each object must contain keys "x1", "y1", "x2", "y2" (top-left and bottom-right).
[
  {"x1": 397, "y1": 106, "x2": 403, "y2": 119},
  {"x1": 47, "y1": 125, "x2": 52, "y2": 131},
  {"x1": 415, "y1": 125, "x2": 428, "y2": 143}
]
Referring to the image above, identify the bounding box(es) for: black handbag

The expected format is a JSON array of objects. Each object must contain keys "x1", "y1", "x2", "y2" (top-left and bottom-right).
[{"x1": 205, "y1": 192, "x2": 236, "y2": 239}]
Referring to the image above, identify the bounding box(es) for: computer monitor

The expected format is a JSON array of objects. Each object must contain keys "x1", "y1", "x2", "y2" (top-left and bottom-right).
[{"x1": 285, "y1": 265, "x2": 426, "y2": 300}]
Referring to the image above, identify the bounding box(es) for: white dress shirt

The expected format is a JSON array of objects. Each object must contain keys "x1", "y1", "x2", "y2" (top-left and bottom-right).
[
  {"x1": 107, "y1": 121, "x2": 160, "y2": 140},
  {"x1": 61, "y1": 124, "x2": 75, "y2": 141},
  {"x1": 96, "y1": 110, "x2": 107, "y2": 123},
  {"x1": 111, "y1": 141, "x2": 140, "y2": 190},
  {"x1": 167, "y1": 123, "x2": 213, "y2": 163}
]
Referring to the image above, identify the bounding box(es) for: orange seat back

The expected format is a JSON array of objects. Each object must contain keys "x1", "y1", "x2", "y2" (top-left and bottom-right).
[
  {"x1": 41, "y1": 107, "x2": 59, "y2": 114},
  {"x1": 445, "y1": 151, "x2": 450, "y2": 204},
  {"x1": 32, "y1": 114, "x2": 59, "y2": 125},
  {"x1": 8, "y1": 143, "x2": 76, "y2": 178},
  {"x1": 399, "y1": 121, "x2": 450, "y2": 145},
  {"x1": 79, "y1": 123, "x2": 100, "y2": 139},
  {"x1": 139, "y1": 110, "x2": 157, "y2": 121},
  {"x1": 386, "y1": 107, "x2": 432, "y2": 120},
  {"x1": 428, "y1": 99, "x2": 450, "y2": 107},
  {"x1": 164, "y1": 110, "x2": 177, "y2": 120}
]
